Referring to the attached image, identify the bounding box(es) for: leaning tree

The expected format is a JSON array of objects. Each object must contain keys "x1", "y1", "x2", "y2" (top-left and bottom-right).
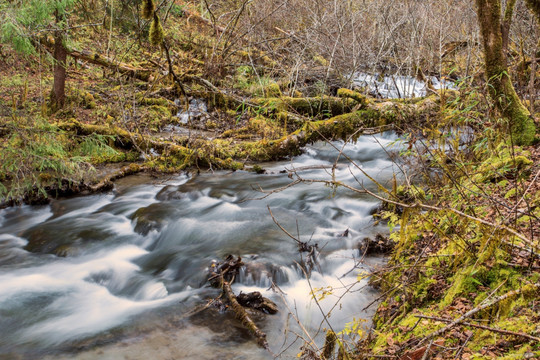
[{"x1": 475, "y1": 0, "x2": 538, "y2": 145}]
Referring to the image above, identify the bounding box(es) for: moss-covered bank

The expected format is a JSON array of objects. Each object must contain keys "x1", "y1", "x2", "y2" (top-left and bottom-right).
[{"x1": 357, "y1": 141, "x2": 540, "y2": 360}]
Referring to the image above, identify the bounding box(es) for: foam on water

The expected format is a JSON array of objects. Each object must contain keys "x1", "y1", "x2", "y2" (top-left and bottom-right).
[{"x1": 0, "y1": 245, "x2": 189, "y2": 347}]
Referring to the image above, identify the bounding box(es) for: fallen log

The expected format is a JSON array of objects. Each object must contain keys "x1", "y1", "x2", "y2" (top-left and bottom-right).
[
  {"x1": 88, "y1": 163, "x2": 146, "y2": 192},
  {"x1": 41, "y1": 38, "x2": 153, "y2": 81},
  {"x1": 68, "y1": 48, "x2": 153, "y2": 81}
]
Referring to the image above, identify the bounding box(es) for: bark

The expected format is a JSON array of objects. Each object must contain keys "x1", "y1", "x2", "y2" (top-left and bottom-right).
[
  {"x1": 475, "y1": 0, "x2": 536, "y2": 145},
  {"x1": 525, "y1": 0, "x2": 540, "y2": 56}
]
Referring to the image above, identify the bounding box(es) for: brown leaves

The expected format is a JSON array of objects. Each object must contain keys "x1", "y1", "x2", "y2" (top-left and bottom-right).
[{"x1": 399, "y1": 339, "x2": 445, "y2": 360}]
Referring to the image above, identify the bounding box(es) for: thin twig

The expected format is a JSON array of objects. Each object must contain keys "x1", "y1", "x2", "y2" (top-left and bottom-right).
[{"x1": 416, "y1": 314, "x2": 540, "y2": 342}]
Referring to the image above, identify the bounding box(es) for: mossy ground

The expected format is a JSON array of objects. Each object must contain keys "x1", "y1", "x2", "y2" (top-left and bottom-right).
[{"x1": 357, "y1": 138, "x2": 540, "y2": 360}]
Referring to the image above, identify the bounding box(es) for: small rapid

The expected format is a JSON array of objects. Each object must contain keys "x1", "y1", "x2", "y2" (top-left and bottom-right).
[{"x1": 0, "y1": 133, "x2": 404, "y2": 359}]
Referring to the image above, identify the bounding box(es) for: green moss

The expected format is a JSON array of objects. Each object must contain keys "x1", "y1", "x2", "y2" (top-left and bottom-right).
[
  {"x1": 263, "y1": 82, "x2": 282, "y2": 98},
  {"x1": 149, "y1": 13, "x2": 164, "y2": 46},
  {"x1": 69, "y1": 89, "x2": 97, "y2": 109},
  {"x1": 337, "y1": 88, "x2": 368, "y2": 107},
  {"x1": 139, "y1": 97, "x2": 175, "y2": 109},
  {"x1": 472, "y1": 146, "x2": 533, "y2": 183},
  {"x1": 395, "y1": 185, "x2": 426, "y2": 202},
  {"x1": 504, "y1": 188, "x2": 517, "y2": 199},
  {"x1": 252, "y1": 96, "x2": 355, "y2": 118}
]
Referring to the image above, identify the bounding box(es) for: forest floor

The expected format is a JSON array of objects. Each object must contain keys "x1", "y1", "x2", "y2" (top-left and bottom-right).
[{"x1": 0, "y1": 2, "x2": 539, "y2": 360}]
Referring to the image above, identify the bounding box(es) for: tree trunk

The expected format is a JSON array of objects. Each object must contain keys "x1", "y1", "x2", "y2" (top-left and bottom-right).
[
  {"x1": 525, "y1": 0, "x2": 540, "y2": 57},
  {"x1": 50, "y1": 13, "x2": 67, "y2": 111},
  {"x1": 475, "y1": 0, "x2": 536, "y2": 145}
]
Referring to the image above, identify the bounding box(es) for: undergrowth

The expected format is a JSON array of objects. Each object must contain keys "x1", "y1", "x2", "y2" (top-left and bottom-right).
[
  {"x1": 357, "y1": 85, "x2": 540, "y2": 360},
  {"x1": 0, "y1": 116, "x2": 122, "y2": 203}
]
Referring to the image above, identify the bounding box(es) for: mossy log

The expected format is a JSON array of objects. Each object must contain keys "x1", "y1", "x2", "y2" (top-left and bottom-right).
[
  {"x1": 68, "y1": 49, "x2": 152, "y2": 81},
  {"x1": 88, "y1": 163, "x2": 145, "y2": 192},
  {"x1": 251, "y1": 96, "x2": 358, "y2": 118},
  {"x1": 229, "y1": 95, "x2": 441, "y2": 162},
  {"x1": 58, "y1": 90, "x2": 443, "y2": 173},
  {"x1": 337, "y1": 88, "x2": 369, "y2": 106},
  {"x1": 57, "y1": 120, "x2": 243, "y2": 171},
  {"x1": 190, "y1": 88, "x2": 307, "y2": 125}
]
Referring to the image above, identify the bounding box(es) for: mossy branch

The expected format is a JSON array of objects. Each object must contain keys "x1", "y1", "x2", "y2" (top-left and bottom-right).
[{"x1": 41, "y1": 38, "x2": 152, "y2": 81}]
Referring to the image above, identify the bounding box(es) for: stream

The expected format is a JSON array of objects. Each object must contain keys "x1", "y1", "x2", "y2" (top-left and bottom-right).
[{"x1": 0, "y1": 133, "x2": 404, "y2": 360}]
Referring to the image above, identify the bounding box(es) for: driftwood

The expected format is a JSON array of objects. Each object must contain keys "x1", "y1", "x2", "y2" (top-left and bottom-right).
[
  {"x1": 208, "y1": 255, "x2": 277, "y2": 350},
  {"x1": 221, "y1": 278, "x2": 270, "y2": 349}
]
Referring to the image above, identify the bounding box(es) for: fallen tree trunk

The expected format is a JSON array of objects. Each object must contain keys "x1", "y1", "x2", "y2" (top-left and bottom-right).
[
  {"x1": 56, "y1": 119, "x2": 244, "y2": 171},
  {"x1": 68, "y1": 49, "x2": 153, "y2": 81},
  {"x1": 88, "y1": 163, "x2": 146, "y2": 192},
  {"x1": 41, "y1": 38, "x2": 152, "y2": 81}
]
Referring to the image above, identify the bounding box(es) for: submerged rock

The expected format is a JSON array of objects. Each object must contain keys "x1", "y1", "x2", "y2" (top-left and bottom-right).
[{"x1": 131, "y1": 203, "x2": 172, "y2": 235}]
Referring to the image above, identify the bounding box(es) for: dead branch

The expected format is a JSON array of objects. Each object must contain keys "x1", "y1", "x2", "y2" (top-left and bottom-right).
[
  {"x1": 207, "y1": 255, "x2": 276, "y2": 350},
  {"x1": 221, "y1": 277, "x2": 270, "y2": 349},
  {"x1": 417, "y1": 282, "x2": 540, "y2": 344},
  {"x1": 415, "y1": 314, "x2": 540, "y2": 342}
]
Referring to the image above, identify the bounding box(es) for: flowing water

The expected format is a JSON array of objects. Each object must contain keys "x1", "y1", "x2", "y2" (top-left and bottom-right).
[
  {"x1": 0, "y1": 133, "x2": 404, "y2": 360},
  {"x1": 353, "y1": 72, "x2": 455, "y2": 98}
]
